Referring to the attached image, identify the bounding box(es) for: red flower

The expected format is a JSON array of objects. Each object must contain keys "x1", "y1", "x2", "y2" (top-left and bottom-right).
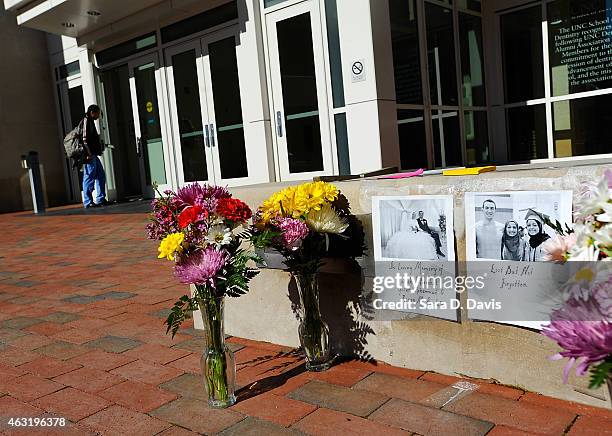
[
  {"x1": 217, "y1": 198, "x2": 252, "y2": 223},
  {"x1": 178, "y1": 205, "x2": 206, "y2": 229}
]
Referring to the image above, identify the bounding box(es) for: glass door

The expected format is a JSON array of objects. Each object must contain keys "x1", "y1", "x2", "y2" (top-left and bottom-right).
[
  {"x1": 166, "y1": 29, "x2": 252, "y2": 187},
  {"x1": 57, "y1": 78, "x2": 85, "y2": 202},
  {"x1": 266, "y1": 0, "x2": 333, "y2": 180},
  {"x1": 128, "y1": 54, "x2": 172, "y2": 196},
  {"x1": 201, "y1": 34, "x2": 250, "y2": 186},
  {"x1": 165, "y1": 41, "x2": 215, "y2": 186}
]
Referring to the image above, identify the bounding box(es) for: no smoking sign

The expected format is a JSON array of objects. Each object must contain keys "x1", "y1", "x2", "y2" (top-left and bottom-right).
[{"x1": 351, "y1": 59, "x2": 366, "y2": 82}]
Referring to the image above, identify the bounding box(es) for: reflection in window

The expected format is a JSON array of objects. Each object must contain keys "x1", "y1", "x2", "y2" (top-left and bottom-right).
[
  {"x1": 171, "y1": 50, "x2": 207, "y2": 182},
  {"x1": 506, "y1": 105, "x2": 547, "y2": 161},
  {"x1": 397, "y1": 110, "x2": 427, "y2": 169},
  {"x1": 432, "y1": 110, "x2": 462, "y2": 168},
  {"x1": 548, "y1": 0, "x2": 612, "y2": 96},
  {"x1": 464, "y1": 110, "x2": 489, "y2": 165},
  {"x1": 501, "y1": 6, "x2": 544, "y2": 103},
  {"x1": 553, "y1": 94, "x2": 612, "y2": 157},
  {"x1": 208, "y1": 37, "x2": 248, "y2": 179},
  {"x1": 426, "y1": 3, "x2": 459, "y2": 106},
  {"x1": 459, "y1": 13, "x2": 486, "y2": 107},
  {"x1": 390, "y1": 0, "x2": 422, "y2": 104},
  {"x1": 277, "y1": 13, "x2": 324, "y2": 173},
  {"x1": 457, "y1": 0, "x2": 481, "y2": 12}
]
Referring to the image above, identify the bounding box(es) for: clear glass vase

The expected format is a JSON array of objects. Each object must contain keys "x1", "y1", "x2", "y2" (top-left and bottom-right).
[
  {"x1": 293, "y1": 273, "x2": 332, "y2": 372},
  {"x1": 198, "y1": 292, "x2": 236, "y2": 408}
]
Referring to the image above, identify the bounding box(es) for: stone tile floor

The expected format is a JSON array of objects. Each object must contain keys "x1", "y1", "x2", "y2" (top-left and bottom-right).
[{"x1": 0, "y1": 205, "x2": 610, "y2": 435}]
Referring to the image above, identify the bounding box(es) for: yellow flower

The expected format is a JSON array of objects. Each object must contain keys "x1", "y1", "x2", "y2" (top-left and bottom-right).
[
  {"x1": 258, "y1": 182, "x2": 340, "y2": 222},
  {"x1": 158, "y1": 233, "x2": 185, "y2": 261},
  {"x1": 306, "y1": 204, "x2": 349, "y2": 234},
  {"x1": 574, "y1": 267, "x2": 594, "y2": 283}
]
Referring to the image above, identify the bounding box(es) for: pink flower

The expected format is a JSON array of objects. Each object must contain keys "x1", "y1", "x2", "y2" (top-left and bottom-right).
[
  {"x1": 176, "y1": 183, "x2": 230, "y2": 208},
  {"x1": 174, "y1": 247, "x2": 229, "y2": 286},
  {"x1": 543, "y1": 234, "x2": 576, "y2": 262},
  {"x1": 542, "y1": 319, "x2": 612, "y2": 383},
  {"x1": 605, "y1": 169, "x2": 612, "y2": 190},
  {"x1": 276, "y1": 217, "x2": 309, "y2": 251}
]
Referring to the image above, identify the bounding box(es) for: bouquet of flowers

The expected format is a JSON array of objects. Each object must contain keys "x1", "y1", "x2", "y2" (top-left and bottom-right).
[
  {"x1": 146, "y1": 183, "x2": 258, "y2": 407},
  {"x1": 252, "y1": 181, "x2": 364, "y2": 371},
  {"x1": 253, "y1": 181, "x2": 365, "y2": 273},
  {"x1": 542, "y1": 170, "x2": 612, "y2": 393}
]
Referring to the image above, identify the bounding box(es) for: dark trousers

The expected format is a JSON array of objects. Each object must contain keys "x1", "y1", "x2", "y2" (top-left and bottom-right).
[{"x1": 428, "y1": 231, "x2": 442, "y2": 250}]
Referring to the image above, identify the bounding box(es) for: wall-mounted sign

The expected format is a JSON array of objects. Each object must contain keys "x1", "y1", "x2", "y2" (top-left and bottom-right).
[
  {"x1": 146, "y1": 101, "x2": 154, "y2": 113},
  {"x1": 351, "y1": 59, "x2": 365, "y2": 82}
]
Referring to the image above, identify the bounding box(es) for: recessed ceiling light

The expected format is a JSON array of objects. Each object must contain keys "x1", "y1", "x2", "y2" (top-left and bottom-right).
[
  {"x1": 87, "y1": 10, "x2": 101, "y2": 16},
  {"x1": 61, "y1": 22, "x2": 75, "y2": 28}
]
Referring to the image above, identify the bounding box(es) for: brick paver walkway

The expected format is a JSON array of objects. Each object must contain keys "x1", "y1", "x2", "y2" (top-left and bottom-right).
[{"x1": 0, "y1": 205, "x2": 610, "y2": 435}]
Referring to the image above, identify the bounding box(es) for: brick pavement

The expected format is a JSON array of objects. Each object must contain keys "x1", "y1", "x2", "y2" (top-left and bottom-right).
[{"x1": 0, "y1": 205, "x2": 610, "y2": 435}]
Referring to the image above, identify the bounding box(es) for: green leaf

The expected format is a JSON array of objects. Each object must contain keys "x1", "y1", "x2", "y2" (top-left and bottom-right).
[
  {"x1": 588, "y1": 360, "x2": 612, "y2": 390},
  {"x1": 165, "y1": 295, "x2": 198, "y2": 338}
]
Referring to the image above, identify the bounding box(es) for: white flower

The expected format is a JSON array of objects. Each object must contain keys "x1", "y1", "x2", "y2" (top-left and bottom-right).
[
  {"x1": 575, "y1": 178, "x2": 611, "y2": 219},
  {"x1": 569, "y1": 243, "x2": 600, "y2": 261},
  {"x1": 305, "y1": 204, "x2": 349, "y2": 234},
  {"x1": 596, "y1": 202, "x2": 612, "y2": 223},
  {"x1": 205, "y1": 225, "x2": 232, "y2": 247}
]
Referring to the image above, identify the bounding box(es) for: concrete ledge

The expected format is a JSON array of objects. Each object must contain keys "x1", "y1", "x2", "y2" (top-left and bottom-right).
[{"x1": 219, "y1": 164, "x2": 612, "y2": 408}]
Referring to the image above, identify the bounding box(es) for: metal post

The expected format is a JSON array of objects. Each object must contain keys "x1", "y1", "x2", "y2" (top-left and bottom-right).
[{"x1": 21, "y1": 151, "x2": 45, "y2": 214}]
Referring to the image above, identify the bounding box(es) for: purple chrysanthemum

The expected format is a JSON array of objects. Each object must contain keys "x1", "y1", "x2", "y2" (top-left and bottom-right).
[
  {"x1": 275, "y1": 217, "x2": 309, "y2": 251},
  {"x1": 174, "y1": 247, "x2": 229, "y2": 286},
  {"x1": 176, "y1": 183, "x2": 231, "y2": 215},
  {"x1": 542, "y1": 317, "x2": 612, "y2": 382}
]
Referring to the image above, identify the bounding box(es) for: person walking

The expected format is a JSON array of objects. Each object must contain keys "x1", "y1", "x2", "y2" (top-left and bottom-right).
[{"x1": 82, "y1": 104, "x2": 109, "y2": 208}]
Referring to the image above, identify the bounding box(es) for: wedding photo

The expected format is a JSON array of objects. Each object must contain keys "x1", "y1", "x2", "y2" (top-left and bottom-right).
[
  {"x1": 372, "y1": 196, "x2": 455, "y2": 261},
  {"x1": 464, "y1": 191, "x2": 573, "y2": 261}
]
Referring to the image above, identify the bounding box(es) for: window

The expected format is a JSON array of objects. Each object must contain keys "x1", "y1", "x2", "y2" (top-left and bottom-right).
[
  {"x1": 553, "y1": 94, "x2": 612, "y2": 157},
  {"x1": 498, "y1": 0, "x2": 612, "y2": 161},
  {"x1": 390, "y1": 0, "x2": 490, "y2": 170}
]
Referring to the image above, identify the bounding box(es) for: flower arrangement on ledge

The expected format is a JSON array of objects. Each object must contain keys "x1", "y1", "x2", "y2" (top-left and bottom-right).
[
  {"x1": 146, "y1": 183, "x2": 258, "y2": 408},
  {"x1": 542, "y1": 171, "x2": 611, "y2": 395},
  {"x1": 252, "y1": 181, "x2": 365, "y2": 371}
]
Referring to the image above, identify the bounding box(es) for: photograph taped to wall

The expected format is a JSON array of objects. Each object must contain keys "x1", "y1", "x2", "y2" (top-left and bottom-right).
[
  {"x1": 371, "y1": 195, "x2": 457, "y2": 321},
  {"x1": 464, "y1": 191, "x2": 573, "y2": 261},
  {"x1": 372, "y1": 195, "x2": 455, "y2": 261},
  {"x1": 464, "y1": 191, "x2": 573, "y2": 330}
]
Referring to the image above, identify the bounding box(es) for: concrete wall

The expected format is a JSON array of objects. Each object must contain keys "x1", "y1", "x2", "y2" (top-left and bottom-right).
[
  {"x1": 0, "y1": 5, "x2": 65, "y2": 213},
  {"x1": 226, "y1": 163, "x2": 612, "y2": 408}
]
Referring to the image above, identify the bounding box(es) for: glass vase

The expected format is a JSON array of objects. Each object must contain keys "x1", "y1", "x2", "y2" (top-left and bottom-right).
[
  {"x1": 198, "y1": 292, "x2": 236, "y2": 408},
  {"x1": 293, "y1": 273, "x2": 332, "y2": 372}
]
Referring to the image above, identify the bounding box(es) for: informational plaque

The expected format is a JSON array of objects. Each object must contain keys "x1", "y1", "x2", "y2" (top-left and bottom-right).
[{"x1": 548, "y1": 0, "x2": 612, "y2": 95}]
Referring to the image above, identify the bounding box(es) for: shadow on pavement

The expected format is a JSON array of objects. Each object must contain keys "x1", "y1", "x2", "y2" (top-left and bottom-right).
[{"x1": 22, "y1": 199, "x2": 152, "y2": 217}]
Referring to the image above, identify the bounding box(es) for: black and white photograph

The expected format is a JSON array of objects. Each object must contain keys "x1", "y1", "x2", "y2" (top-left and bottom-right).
[
  {"x1": 465, "y1": 191, "x2": 573, "y2": 261},
  {"x1": 372, "y1": 196, "x2": 455, "y2": 261}
]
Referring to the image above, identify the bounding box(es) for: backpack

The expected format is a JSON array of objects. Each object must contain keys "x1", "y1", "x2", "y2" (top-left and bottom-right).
[{"x1": 63, "y1": 118, "x2": 86, "y2": 161}]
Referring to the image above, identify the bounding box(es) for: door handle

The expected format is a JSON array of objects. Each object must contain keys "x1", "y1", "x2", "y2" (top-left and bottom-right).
[
  {"x1": 136, "y1": 137, "x2": 143, "y2": 156},
  {"x1": 209, "y1": 124, "x2": 216, "y2": 147},
  {"x1": 204, "y1": 125, "x2": 210, "y2": 148},
  {"x1": 276, "y1": 111, "x2": 283, "y2": 137}
]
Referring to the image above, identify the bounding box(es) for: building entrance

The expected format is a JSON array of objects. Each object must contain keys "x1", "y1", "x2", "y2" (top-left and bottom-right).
[
  {"x1": 99, "y1": 54, "x2": 172, "y2": 200},
  {"x1": 165, "y1": 28, "x2": 251, "y2": 188},
  {"x1": 265, "y1": 0, "x2": 334, "y2": 180}
]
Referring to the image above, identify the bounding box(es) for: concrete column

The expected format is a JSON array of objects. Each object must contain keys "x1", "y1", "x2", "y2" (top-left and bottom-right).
[
  {"x1": 78, "y1": 47, "x2": 97, "y2": 109},
  {"x1": 336, "y1": 0, "x2": 400, "y2": 174},
  {"x1": 236, "y1": 0, "x2": 275, "y2": 184},
  {"x1": 78, "y1": 46, "x2": 117, "y2": 201}
]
